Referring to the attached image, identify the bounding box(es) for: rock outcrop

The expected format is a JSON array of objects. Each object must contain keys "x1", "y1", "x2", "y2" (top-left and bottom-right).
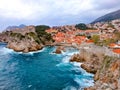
[
  {"x1": 7, "y1": 41, "x2": 43, "y2": 53},
  {"x1": 70, "y1": 48, "x2": 120, "y2": 90},
  {"x1": 0, "y1": 25, "x2": 54, "y2": 52},
  {"x1": 54, "y1": 46, "x2": 65, "y2": 54}
]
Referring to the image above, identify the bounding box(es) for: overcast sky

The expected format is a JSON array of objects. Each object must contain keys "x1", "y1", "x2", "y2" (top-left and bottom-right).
[{"x1": 0, "y1": 0, "x2": 120, "y2": 31}]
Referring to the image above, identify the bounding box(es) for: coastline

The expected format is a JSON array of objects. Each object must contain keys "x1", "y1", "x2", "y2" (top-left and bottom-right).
[
  {"x1": 1, "y1": 42, "x2": 120, "y2": 90},
  {"x1": 51, "y1": 42, "x2": 120, "y2": 90},
  {"x1": 0, "y1": 44, "x2": 95, "y2": 90},
  {"x1": 69, "y1": 44, "x2": 120, "y2": 90}
]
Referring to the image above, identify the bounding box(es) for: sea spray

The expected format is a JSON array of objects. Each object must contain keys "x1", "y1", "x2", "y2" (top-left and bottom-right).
[
  {"x1": 0, "y1": 47, "x2": 14, "y2": 55},
  {"x1": 56, "y1": 47, "x2": 94, "y2": 90}
]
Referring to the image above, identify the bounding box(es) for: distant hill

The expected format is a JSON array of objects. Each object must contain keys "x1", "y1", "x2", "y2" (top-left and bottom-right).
[
  {"x1": 6, "y1": 24, "x2": 26, "y2": 30},
  {"x1": 92, "y1": 9, "x2": 120, "y2": 23}
]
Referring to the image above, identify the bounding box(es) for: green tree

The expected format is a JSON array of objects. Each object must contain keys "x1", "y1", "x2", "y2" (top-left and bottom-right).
[
  {"x1": 91, "y1": 35, "x2": 100, "y2": 44},
  {"x1": 26, "y1": 32, "x2": 41, "y2": 44},
  {"x1": 102, "y1": 38, "x2": 115, "y2": 46},
  {"x1": 10, "y1": 32, "x2": 25, "y2": 40},
  {"x1": 35, "y1": 25, "x2": 53, "y2": 44},
  {"x1": 35, "y1": 25, "x2": 50, "y2": 37},
  {"x1": 75, "y1": 23, "x2": 88, "y2": 30}
]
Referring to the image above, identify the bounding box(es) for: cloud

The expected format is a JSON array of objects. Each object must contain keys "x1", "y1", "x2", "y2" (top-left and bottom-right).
[
  {"x1": 0, "y1": 0, "x2": 120, "y2": 31},
  {"x1": 0, "y1": 0, "x2": 45, "y2": 20},
  {"x1": 91, "y1": 0, "x2": 120, "y2": 10}
]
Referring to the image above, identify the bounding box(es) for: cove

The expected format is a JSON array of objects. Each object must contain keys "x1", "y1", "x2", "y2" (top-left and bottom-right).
[{"x1": 0, "y1": 43, "x2": 94, "y2": 90}]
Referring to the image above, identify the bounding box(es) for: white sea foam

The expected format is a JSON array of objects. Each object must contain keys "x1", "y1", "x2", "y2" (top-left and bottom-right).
[
  {"x1": 0, "y1": 47, "x2": 14, "y2": 55},
  {"x1": 62, "y1": 56, "x2": 71, "y2": 63},
  {"x1": 61, "y1": 50, "x2": 79, "y2": 56},
  {"x1": 74, "y1": 76, "x2": 94, "y2": 88},
  {"x1": 63, "y1": 86, "x2": 77, "y2": 90},
  {"x1": 56, "y1": 47, "x2": 94, "y2": 89},
  {"x1": 71, "y1": 62, "x2": 82, "y2": 67},
  {"x1": 0, "y1": 46, "x2": 46, "y2": 55},
  {"x1": 56, "y1": 55, "x2": 71, "y2": 67},
  {"x1": 56, "y1": 48, "x2": 79, "y2": 67},
  {"x1": 27, "y1": 48, "x2": 45, "y2": 54},
  {"x1": 16, "y1": 47, "x2": 46, "y2": 55}
]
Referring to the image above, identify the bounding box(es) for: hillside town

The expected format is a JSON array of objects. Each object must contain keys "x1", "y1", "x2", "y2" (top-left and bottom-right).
[
  {"x1": 45, "y1": 19, "x2": 120, "y2": 58},
  {"x1": 46, "y1": 19, "x2": 120, "y2": 90}
]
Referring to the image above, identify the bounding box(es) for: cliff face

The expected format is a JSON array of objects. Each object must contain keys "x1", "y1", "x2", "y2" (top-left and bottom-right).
[
  {"x1": 0, "y1": 25, "x2": 53, "y2": 52},
  {"x1": 70, "y1": 47, "x2": 120, "y2": 90}
]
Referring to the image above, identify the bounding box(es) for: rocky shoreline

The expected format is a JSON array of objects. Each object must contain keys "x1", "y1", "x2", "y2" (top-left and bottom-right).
[
  {"x1": 0, "y1": 40, "x2": 120, "y2": 89},
  {"x1": 53, "y1": 44, "x2": 120, "y2": 89},
  {"x1": 7, "y1": 41, "x2": 119, "y2": 90},
  {"x1": 70, "y1": 45, "x2": 120, "y2": 90}
]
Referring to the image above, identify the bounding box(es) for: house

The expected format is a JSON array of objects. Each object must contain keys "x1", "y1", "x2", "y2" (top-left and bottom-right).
[
  {"x1": 112, "y1": 49, "x2": 120, "y2": 58},
  {"x1": 109, "y1": 43, "x2": 120, "y2": 49},
  {"x1": 85, "y1": 30, "x2": 100, "y2": 36}
]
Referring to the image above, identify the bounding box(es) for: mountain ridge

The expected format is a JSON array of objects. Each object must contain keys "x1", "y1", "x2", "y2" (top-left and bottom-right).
[
  {"x1": 92, "y1": 9, "x2": 120, "y2": 23},
  {"x1": 6, "y1": 24, "x2": 26, "y2": 30}
]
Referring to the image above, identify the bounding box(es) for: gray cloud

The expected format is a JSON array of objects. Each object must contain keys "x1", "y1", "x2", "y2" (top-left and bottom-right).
[
  {"x1": 92, "y1": 0, "x2": 120, "y2": 10},
  {"x1": 0, "y1": 0, "x2": 120, "y2": 31}
]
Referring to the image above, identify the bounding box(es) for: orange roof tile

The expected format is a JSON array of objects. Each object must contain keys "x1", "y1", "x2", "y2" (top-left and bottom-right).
[
  {"x1": 113, "y1": 49, "x2": 120, "y2": 54},
  {"x1": 109, "y1": 43, "x2": 117, "y2": 47},
  {"x1": 86, "y1": 40, "x2": 94, "y2": 43}
]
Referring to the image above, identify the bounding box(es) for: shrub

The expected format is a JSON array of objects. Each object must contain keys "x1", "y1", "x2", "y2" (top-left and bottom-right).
[
  {"x1": 35, "y1": 25, "x2": 50, "y2": 37},
  {"x1": 91, "y1": 35, "x2": 100, "y2": 44},
  {"x1": 75, "y1": 23, "x2": 88, "y2": 30}
]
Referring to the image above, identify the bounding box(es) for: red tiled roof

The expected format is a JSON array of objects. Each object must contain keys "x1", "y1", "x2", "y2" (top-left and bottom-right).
[
  {"x1": 109, "y1": 43, "x2": 117, "y2": 47},
  {"x1": 113, "y1": 49, "x2": 120, "y2": 54},
  {"x1": 86, "y1": 40, "x2": 94, "y2": 43}
]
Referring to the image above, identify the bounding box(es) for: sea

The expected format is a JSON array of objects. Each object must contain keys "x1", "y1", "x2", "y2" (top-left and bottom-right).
[{"x1": 0, "y1": 43, "x2": 94, "y2": 90}]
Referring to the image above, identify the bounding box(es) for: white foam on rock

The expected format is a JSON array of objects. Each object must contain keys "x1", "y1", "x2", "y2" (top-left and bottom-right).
[
  {"x1": 0, "y1": 47, "x2": 14, "y2": 55},
  {"x1": 74, "y1": 76, "x2": 94, "y2": 88},
  {"x1": 71, "y1": 62, "x2": 82, "y2": 67},
  {"x1": 0, "y1": 46, "x2": 47, "y2": 55},
  {"x1": 57, "y1": 48, "x2": 94, "y2": 90},
  {"x1": 15, "y1": 47, "x2": 46, "y2": 55}
]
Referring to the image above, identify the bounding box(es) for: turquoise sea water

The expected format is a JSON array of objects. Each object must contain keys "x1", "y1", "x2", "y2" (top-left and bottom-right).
[{"x1": 0, "y1": 43, "x2": 94, "y2": 90}]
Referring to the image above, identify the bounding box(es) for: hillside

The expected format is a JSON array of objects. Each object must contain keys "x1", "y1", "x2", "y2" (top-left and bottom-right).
[
  {"x1": 92, "y1": 9, "x2": 120, "y2": 23},
  {"x1": 0, "y1": 25, "x2": 53, "y2": 52}
]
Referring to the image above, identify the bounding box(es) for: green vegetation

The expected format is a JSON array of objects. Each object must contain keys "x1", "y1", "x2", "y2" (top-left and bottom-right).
[
  {"x1": 35, "y1": 25, "x2": 50, "y2": 37},
  {"x1": 102, "y1": 38, "x2": 115, "y2": 46},
  {"x1": 10, "y1": 32, "x2": 25, "y2": 40},
  {"x1": 92, "y1": 34, "x2": 115, "y2": 46},
  {"x1": 25, "y1": 32, "x2": 41, "y2": 44},
  {"x1": 8, "y1": 25, "x2": 54, "y2": 45},
  {"x1": 91, "y1": 35, "x2": 100, "y2": 44},
  {"x1": 35, "y1": 25, "x2": 53, "y2": 44},
  {"x1": 75, "y1": 23, "x2": 88, "y2": 30},
  {"x1": 100, "y1": 56, "x2": 113, "y2": 72}
]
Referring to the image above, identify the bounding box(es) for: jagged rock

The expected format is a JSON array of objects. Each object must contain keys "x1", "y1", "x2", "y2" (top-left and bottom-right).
[
  {"x1": 54, "y1": 46, "x2": 65, "y2": 54},
  {"x1": 7, "y1": 41, "x2": 43, "y2": 53},
  {"x1": 69, "y1": 47, "x2": 120, "y2": 90},
  {"x1": 81, "y1": 64, "x2": 97, "y2": 74},
  {"x1": 94, "y1": 70, "x2": 100, "y2": 81},
  {"x1": 70, "y1": 54, "x2": 86, "y2": 62}
]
